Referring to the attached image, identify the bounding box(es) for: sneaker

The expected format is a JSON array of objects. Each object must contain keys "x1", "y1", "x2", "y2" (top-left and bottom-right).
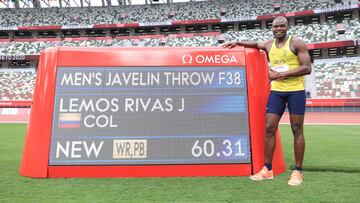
[
  {"x1": 249, "y1": 166, "x2": 274, "y2": 181},
  {"x1": 288, "y1": 170, "x2": 303, "y2": 186}
]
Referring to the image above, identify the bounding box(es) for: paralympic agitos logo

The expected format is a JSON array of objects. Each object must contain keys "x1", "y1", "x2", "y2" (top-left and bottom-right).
[{"x1": 182, "y1": 54, "x2": 238, "y2": 64}]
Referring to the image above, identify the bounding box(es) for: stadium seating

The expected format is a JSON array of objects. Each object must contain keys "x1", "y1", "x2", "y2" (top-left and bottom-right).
[
  {"x1": 289, "y1": 19, "x2": 360, "y2": 43},
  {"x1": 174, "y1": 1, "x2": 220, "y2": 21},
  {"x1": 113, "y1": 38, "x2": 161, "y2": 47},
  {"x1": 0, "y1": 0, "x2": 355, "y2": 26},
  {"x1": 224, "y1": 0, "x2": 338, "y2": 19},
  {"x1": 0, "y1": 42, "x2": 9, "y2": 53},
  {"x1": 0, "y1": 69, "x2": 35, "y2": 100},
  {"x1": 60, "y1": 40, "x2": 106, "y2": 47},
  {"x1": 124, "y1": 4, "x2": 172, "y2": 23},
  {"x1": 0, "y1": 41, "x2": 55, "y2": 55},
  {"x1": 314, "y1": 59, "x2": 360, "y2": 98},
  {"x1": 165, "y1": 36, "x2": 219, "y2": 47},
  {"x1": 225, "y1": 29, "x2": 271, "y2": 43},
  {"x1": 226, "y1": 19, "x2": 360, "y2": 43},
  {"x1": 0, "y1": 19, "x2": 358, "y2": 55}
]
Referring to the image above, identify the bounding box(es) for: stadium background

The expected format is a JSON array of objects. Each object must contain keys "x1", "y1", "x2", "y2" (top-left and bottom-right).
[
  {"x1": 0, "y1": 0, "x2": 359, "y2": 202},
  {"x1": 0, "y1": 0, "x2": 360, "y2": 115}
]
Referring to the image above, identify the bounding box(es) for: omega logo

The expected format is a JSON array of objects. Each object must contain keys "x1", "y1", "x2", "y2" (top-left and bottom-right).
[
  {"x1": 182, "y1": 54, "x2": 193, "y2": 64},
  {"x1": 182, "y1": 54, "x2": 238, "y2": 64}
]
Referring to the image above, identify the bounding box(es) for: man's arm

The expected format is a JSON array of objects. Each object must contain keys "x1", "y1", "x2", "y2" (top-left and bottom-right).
[
  {"x1": 271, "y1": 38, "x2": 312, "y2": 80},
  {"x1": 223, "y1": 41, "x2": 268, "y2": 50}
]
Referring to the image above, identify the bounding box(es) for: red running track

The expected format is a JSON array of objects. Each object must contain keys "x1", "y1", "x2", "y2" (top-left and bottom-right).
[{"x1": 280, "y1": 112, "x2": 360, "y2": 125}]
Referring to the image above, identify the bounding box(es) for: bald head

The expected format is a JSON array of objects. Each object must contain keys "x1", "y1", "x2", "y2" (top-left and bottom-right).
[{"x1": 272, "y1": 16, "x2": 288, "y2": 25}]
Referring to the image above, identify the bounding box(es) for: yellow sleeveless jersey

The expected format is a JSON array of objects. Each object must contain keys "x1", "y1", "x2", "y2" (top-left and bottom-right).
[{"x1": 269, "y1": 36, "x2": 304, "y2": 91}]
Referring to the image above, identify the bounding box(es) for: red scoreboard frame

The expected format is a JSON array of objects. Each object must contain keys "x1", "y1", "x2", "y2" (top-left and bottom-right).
[{"x1": 20, "y1": 47, "x2": 285, "y2": 178}]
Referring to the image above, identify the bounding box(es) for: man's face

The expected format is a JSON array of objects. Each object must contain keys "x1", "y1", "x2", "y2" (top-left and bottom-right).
[{"x1": 272, "y1": 20, "x2": 288, "y2": 39}]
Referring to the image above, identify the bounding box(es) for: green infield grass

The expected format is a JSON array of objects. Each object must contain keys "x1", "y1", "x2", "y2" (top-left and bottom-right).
[{"x1": 0, "y1": 123, "x2": 359, "y2": 202}]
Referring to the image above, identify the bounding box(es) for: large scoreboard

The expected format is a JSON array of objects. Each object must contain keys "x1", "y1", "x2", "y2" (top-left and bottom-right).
[{"x1": 20, "y1": 47, "x2": 285, "y2": 178}]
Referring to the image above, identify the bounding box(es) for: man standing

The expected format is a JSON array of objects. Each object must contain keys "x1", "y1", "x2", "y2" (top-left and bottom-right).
[{"x1": 223, "y1": 16, "x2": 311, "y2": 186}]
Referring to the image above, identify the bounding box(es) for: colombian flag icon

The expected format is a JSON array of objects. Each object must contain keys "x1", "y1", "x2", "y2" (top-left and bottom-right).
[{"x1": 58, "y1": 113, "x2": 81, "y2": 128}]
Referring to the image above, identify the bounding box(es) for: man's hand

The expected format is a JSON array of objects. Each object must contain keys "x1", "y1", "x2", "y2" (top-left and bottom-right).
[
  {"x1": 222, "y1": 42, "x2": 239, "y2": 49},
  {"x1": 269, "y1": 69, "x2": 282, "y2": 81}
]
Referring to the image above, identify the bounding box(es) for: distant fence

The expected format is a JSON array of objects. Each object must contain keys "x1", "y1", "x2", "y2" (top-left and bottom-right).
[
  {"x1": 0, "y1": 101, "x2": 32, "y2": 108},
  {"x1": 306, "y1": 98, "x2": 360, "y2": 112}
]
